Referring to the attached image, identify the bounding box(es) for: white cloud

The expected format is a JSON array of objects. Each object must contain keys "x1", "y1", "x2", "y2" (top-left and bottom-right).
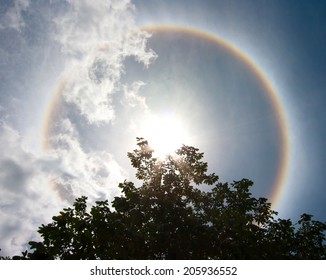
[
  {"x1": 0, "y1": 118, "x2": 127, "y2": 256},
  {"x1": 0, "y1": 0, "x2": 157, "y2": 257},
  {"x1": 47, "y1": 118, "x2": 127, "y2": 202},
  {"x1": 122, "y1": 81, "x2": 147, "y2": 108},
  {"x1": 0, "y1": 0, "x2": 30, "y2": 31},
  {"x1": 55, "y1": 0, "x2": 156, "y2": 125},
  {"x1": 0, "y1": 121, "x2": 66, "y2": 256}
]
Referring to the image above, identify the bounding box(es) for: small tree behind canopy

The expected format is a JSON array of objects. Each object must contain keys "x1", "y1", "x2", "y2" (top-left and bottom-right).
[{"x1": 8, "y1": 138, "x2": 326, "y2": 259}]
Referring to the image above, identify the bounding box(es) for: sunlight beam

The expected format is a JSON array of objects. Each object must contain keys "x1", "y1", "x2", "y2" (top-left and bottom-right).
[{"x1": 139, "y1": 112, "x2": 190, "y2": 158}]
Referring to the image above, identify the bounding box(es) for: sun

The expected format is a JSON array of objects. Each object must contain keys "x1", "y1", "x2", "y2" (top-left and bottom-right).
[{"x1": 139, "y1": 112, "x2": 191, "y2": 158}]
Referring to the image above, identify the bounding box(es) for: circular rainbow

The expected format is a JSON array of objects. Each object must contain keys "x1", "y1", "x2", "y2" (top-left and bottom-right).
[{"x1": 42, "y1": 25, "x2": 290, "y2": 207}]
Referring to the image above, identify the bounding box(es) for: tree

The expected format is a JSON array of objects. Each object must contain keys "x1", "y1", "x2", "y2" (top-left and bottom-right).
[
  {"x1": 10, "y1": 138, "x2": 326, "y2": 259},
  {"x1": 0, "y1": 249, "x2": 10, "y2": 260}
]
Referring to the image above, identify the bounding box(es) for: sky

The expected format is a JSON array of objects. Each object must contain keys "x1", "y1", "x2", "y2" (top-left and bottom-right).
[{"x1": 0, "y1": 0, "x2": 325, "y2": 256}]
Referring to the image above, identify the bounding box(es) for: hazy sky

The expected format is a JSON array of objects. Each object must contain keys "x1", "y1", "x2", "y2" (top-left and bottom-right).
[{"x1": 0, "y1": 0, "x2": 325, "y2": 256}]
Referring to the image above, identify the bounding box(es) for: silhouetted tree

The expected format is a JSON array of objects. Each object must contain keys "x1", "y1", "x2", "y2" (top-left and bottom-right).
[
  {"x1": 9, "y1": 138, "x2": 326, "y2": 259},
  {"x1": 0, "y1": 249, "x2": 10, "y2": 260}
]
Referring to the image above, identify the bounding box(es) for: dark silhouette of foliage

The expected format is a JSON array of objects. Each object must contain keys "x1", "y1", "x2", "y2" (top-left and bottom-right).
[
  {"x1": 0, "y1": 249, "x2": 10, "y2": 260},
  {"x1": 8, "y1": 138, "x2": 326, "y2": 259}
]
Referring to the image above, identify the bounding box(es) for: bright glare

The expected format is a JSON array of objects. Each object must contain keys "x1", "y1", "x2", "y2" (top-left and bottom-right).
[{"x1": 140, "y1": 113, "x2": 191, "y2": 158}]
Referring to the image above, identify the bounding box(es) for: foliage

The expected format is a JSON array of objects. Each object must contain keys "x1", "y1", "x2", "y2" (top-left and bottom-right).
[
  {"x1": 9, "y1": 138, "x2": 326, "y2": 259},
  {"x1": 0, "y1": 249, "x2": 10, "y2": 260}
]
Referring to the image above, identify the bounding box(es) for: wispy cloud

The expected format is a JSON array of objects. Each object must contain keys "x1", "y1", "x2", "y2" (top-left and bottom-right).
[
  {"x1": 55, "y1": 0, "x2": 156, "y2": 124},
  {"x1": 47, "y1": 118, "x2": 127, "y2": 202},
  {"x1": 0, "y1": 0, "x2": 156, "y2": 256},
  {"x1": 0, "y1": 121, "x2": 66, "y2": 256},
  {"x1": 0, "y1": 0, "x2": 30, "y2": 31},
  {"x1": 122, "y1": 81, "x2": 148, "y2": 109},
  {"x1": 0, "y1": 118, "x2": 127, "y2": 255}
]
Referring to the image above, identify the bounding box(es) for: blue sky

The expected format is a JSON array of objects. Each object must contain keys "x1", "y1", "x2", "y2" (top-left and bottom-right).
[
  {"x1": 0, "y1": 0, "x2": 325, "y2": 256},
  {"x1": 133, "y1": 0, "x2": 326, "y2": 219}
]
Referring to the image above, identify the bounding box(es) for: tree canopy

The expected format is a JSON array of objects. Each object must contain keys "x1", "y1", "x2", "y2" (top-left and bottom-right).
[{"x1": 3, "y1": 138, "x2": 326, "y2": 260}]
